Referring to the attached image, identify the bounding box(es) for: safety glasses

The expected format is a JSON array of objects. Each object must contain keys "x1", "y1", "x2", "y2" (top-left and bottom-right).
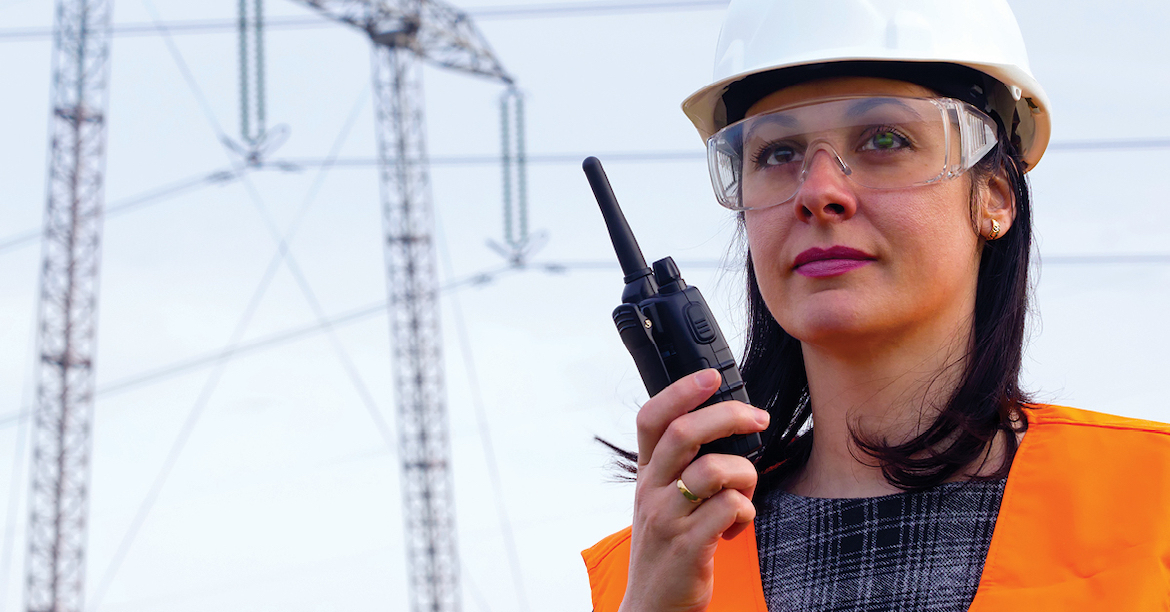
[{"x1": 707, "y1": 96, "x2": 999, "y2": 211}]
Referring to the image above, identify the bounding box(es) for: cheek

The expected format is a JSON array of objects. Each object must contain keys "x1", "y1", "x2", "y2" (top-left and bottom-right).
[
  {"x1": 888, "y1": 191, "x2": 982, "y2": 288},
  {"x1": 744, "y1": 210, "x2": 796, "y2": 316},
  {"x1": 744, "y1": 210, "x2": 787, "y2": 280}
]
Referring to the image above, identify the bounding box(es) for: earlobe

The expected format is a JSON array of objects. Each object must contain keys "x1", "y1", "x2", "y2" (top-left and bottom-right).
[
  {"x1": 988, "y1": 218, "x2": 1002, "y2": 240},
  {"x1": 981, "y1": 172, "x2": 1015, "y2": 240}
]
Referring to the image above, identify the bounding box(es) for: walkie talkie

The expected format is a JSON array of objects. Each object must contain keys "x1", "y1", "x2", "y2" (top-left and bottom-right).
[{"x1": 583, "y1": 157, "x2": 763, "y2": 462}]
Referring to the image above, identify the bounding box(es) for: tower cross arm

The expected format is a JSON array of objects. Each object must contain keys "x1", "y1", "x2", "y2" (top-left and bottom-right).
[{"x1": 295, "y1": 0, "x2": 513, "y2": 84}]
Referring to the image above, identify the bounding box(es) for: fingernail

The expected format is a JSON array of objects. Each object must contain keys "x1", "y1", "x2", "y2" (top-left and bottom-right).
[
  {"x1": 756, "y1": 409, "x2": 771, "y2": 426},
  {"x1": 694, "y1": 369, "x2": 721, "y2": 388}
]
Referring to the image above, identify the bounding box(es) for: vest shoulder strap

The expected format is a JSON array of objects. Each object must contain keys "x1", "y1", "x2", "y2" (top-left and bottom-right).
[{"x1": 970, "y1": 404, "x2": 1170, "y2": 610}]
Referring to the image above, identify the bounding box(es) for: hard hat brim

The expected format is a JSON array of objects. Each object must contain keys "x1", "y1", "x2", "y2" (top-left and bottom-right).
[{"x1": 682, "y1": 57, "x2": 1050, "y2": 171}]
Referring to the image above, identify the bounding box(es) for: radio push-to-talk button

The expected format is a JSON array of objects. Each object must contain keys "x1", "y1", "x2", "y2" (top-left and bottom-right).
[{"x1": 685, "y1": 303, "x2": 717, "y2": 343}]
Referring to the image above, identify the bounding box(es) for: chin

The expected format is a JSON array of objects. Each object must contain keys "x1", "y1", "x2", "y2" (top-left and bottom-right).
[
  {"x1": 787, "y1": 316, "x2": 873, "y2": 348},
  {"x1": 773, "y1": 293, "x2": 876, "y2": 345}
]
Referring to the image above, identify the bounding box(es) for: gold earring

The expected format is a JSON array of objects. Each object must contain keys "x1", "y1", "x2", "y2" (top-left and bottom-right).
[{"x1": 988, "y1": 219, "x2": 1001, "y2": 241}]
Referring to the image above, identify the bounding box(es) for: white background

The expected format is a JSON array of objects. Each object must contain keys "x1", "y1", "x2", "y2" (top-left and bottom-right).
[{"x1": 0, "y1": 0, "x2": 1167, "y2": 610}]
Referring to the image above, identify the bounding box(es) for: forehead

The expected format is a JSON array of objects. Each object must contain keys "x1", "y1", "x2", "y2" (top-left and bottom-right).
[{"x1": 745, "y1": 77, "x2": 937, "y2": 117}]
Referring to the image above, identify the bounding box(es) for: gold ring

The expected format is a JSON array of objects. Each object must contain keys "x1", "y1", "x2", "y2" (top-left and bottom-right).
[
  {"x1": 676, "y1": 478, "x2": 703, "y2": 503},
  {"x1": 988, "y1": 219, "x2": 1001, "y2": 241}
]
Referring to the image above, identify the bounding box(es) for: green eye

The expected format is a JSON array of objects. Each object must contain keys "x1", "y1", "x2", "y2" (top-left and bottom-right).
[{"x1": 860, "y1": 127, "x2": 911, "y2": 152}]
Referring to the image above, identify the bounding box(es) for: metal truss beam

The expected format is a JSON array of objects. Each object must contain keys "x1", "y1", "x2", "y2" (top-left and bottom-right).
[
  {"x1": 25, "y1": 1, "x2": 113, "y2": 611},
  {"x1": 290, "y1": 1, "x2": 510, "y2": 611},
  {"x1": 298, "y1": 0, "x2": 512, "y2": 83},
  {"x1": 372, "y1": 43, "x2": 457, "y2": 612}
]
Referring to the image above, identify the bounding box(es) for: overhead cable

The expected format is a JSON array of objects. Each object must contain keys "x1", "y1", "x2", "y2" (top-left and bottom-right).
[
  {"x1": 84, "y1": 5, "x2": 279, "y2": 608},
  {"x1": 4, "y1": 251, "x2": 1167, "y2": 432},
  {"x1": 0, "y1": 1, "x2": 729, "y2": 42},
  {"x1": 0, "y1": 321, "x2": 38, "y2": 612},
  {"x1": 261, "y1": 138, "x2": 1170, "y2": 170},
  {"x1": 437, "y1": 210, "x2": 531, "y2": 612},
  {"x1": 2, "y1": 137, "x2": 1163, "y2": 259},
  {"x1": 87, "y1": 6, "x2": 385, "y2": 608},
  {"x1": 0, "y1": 169, "x2": 238, "y2": 255},
  {"x1": 0, "y1": 263, "x2": 514, "y2": 432}
]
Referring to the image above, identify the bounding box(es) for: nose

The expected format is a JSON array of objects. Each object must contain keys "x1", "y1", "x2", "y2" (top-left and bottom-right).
[{"x1": 791, "y1": 146, "x2": 858, "y2": 223}]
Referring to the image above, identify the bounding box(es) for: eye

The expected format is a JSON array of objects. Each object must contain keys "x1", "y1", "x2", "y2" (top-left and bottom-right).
[
  {"x1": 751, "y1": 141, "x2": 803, "y2": 168},
  {"x1": 859, "y1": 126, "x2": 912, "y2": 152}
]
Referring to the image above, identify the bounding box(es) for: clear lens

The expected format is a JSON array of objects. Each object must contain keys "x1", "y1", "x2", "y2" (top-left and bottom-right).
[{"x1": 706, "y1": 96, "x2": 998, "y2": 211}]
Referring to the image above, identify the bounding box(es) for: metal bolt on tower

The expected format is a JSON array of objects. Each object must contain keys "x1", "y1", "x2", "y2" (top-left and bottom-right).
[
  {"x1": 294, "y1": 2, "x2": 511, "y2": 611},
  {"x1": 24, "y1": 1, "x2": 113, "y2": 611}
]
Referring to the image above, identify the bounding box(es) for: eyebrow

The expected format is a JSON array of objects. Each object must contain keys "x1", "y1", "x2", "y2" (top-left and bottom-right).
[
  {"x1": 743, "y1": 97, "x2": 926, "y2": 140},
  {"x1": 743, "y1": 111, "x2": 797, "y2": 144},
  {"x1": 844, "y1": 97, "x2": 924, "y2": 120}
]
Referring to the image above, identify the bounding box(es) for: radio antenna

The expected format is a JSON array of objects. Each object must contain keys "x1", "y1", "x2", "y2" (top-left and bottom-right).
[{"x1": 583, "y1": 157, "x2": 651, "y2": 282}]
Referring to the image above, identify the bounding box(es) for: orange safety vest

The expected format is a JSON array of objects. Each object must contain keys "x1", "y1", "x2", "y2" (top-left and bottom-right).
[{"x1": 583, "y1": 405, "x2": 1170, "y2": 611}]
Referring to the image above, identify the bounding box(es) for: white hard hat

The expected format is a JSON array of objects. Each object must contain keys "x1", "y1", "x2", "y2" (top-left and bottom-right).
[{"x1": 682, "y1": 0, "x2": 1051, "y2": 170}]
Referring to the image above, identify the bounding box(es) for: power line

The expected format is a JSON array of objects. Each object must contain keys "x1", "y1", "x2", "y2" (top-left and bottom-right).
[
  {"x1": 1047, "y1": 138, "x2": 1170, "y2": 152},
  {"x1": 2, "y1": 137, "x2": 1163, "y2": 259},
  {"x1": 89, "y1": 267, "x2": 504, "y2": 402},
  {"x1": 0, "y1": 169, "x2": 239, "y2": 256},
  {"x1": 7, "y1": 134, "x2": 1160, "y2": 260},
  {"x1": 86, "y1": 6, "x2": 391, "y2": 607},
  {"x1": 1040, "y1": 253, "x2": 1170, "y2": 265},
  {"x1": 0, "y1": 1, "x2": 729, "y2": 42},
  {"x1": 266, "y1": 150, "x2": 703, "y2": 169},
  {"x1": 0, "y1": 263, "x2": 515, "y2": 433},
  {"x1": 259, "y1": 138, "x2": 1170, "y2": 170},
  {"x1": 3, "y1": 250, "x2": 1167, "y2": 431},
  {"x1": 0, "y1": 312, "x2": 39, "y2": 612},
  {"x1": 84, "y1": 3, "x2": 278, "y2": 605},
  {"x1": 3, "y1": 136, "x2": 1166, "y2": 258},
  {"x1": 437, "y1": 211, "x2": 530, "y2": 612}
]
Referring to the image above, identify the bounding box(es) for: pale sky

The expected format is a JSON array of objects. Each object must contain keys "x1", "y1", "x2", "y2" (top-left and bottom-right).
[{"x1": 0, "y1": 1, "x2": 1168, "y2": 611}]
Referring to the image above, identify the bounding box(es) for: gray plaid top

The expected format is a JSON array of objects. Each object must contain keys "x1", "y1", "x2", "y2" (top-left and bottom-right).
[{"x1": 754, "y1": 479, "x2": 1006, "y2": 612}]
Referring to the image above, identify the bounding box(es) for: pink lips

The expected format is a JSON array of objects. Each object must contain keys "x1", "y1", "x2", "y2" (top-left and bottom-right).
[{"x1": 793, "y1": 246, "x2": 876, "y2": 278}]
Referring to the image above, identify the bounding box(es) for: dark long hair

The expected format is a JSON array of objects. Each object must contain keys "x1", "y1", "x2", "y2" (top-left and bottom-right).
[
  {"x1": 602, "y1": 65, "x2": 1037, "y2": 492},
  {"x1": 749, "y1": 134, "x2": 1034, "y2": 493}
]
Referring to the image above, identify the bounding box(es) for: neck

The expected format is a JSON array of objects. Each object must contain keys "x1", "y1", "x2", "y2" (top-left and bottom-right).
[{"x1": 786, "y1": 315, "x2": 980, "y2": 499}]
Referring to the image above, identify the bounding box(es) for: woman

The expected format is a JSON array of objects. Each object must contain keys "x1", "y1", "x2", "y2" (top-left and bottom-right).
[{"x1": 583, "y1": 1, "x2": 1170, "y2": 611}]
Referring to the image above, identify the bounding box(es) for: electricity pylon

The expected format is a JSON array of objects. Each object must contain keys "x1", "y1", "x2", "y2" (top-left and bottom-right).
[
  {"x1": 292, "y1": 2, "x2": 511, "y2": 611},
  {"x1": 24, "y1": 1, "x2": 113, "y2": 611}
]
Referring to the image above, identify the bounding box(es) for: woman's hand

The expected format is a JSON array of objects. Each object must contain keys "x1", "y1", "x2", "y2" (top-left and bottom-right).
[{"x1": 619, "y1": 368, "x2": 771, "y2": 612}]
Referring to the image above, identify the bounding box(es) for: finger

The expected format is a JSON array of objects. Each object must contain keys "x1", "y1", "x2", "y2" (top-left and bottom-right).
[
  {"x1": 643, "y1": 400, "x2": 769, "y2": 487},
  {"x1": 635, "y1": 369, "x2": 722, "y2": 467},
  {"x1": 677, "y1": 453, "x2": 759, "y2": 502},
  {"x1": 722, "y1": 519, "x2": 752, "y2": 541},
  {"x1": 686, "y1": 487, "x2": 756, "y2": 542}
]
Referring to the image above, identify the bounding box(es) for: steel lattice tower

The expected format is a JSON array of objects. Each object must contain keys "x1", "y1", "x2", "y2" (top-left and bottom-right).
[
  {"x1": 24, "y1": 1, "x2": 113, "y2": 611},
  {"x1": 294, "y1": 2, "x2": 511, "y2": 611}
]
